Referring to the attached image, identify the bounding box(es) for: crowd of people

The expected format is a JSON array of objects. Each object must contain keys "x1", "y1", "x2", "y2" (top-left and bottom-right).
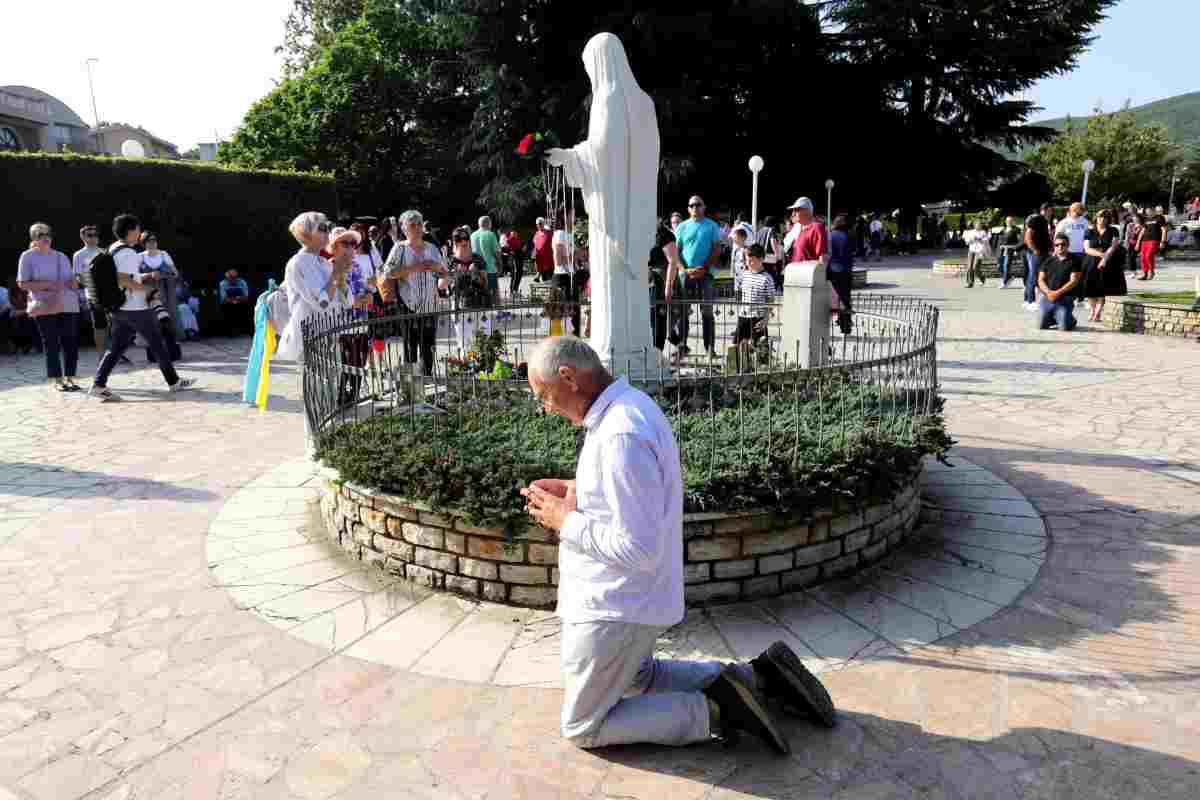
[
  {"x1": 10, "y1": 192, "x2": 1194, "y2": 400},
  {"x1": 10, "y1": 215, "x2": 197, "y2": 399},
  {"x1": 2, "y1": 225, "x2": 270, "y2": 360},
  {"x1": 978, "y1": 201, "x2": 1185, "y2": 331}
]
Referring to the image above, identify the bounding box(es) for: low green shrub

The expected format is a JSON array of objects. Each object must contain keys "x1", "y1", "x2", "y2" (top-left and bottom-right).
[{"x1": 317, "y1": 376, "x2": 952, "y2": 535}]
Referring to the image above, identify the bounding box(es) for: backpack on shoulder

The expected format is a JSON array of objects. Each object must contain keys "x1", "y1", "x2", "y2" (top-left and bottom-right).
[{"x1": 88, "y1": 245, "x2": 129, "y2": 313}]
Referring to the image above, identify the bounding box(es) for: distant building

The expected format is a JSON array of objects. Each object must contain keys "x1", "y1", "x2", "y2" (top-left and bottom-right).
[
  {"x1": 196, "y1": 142, "x2": 218, "y2": 162},
  {"x1": 93, "y1": 122, "x2": 179, "y2": 159},
  {"x1": 0, "y1": 85, "x2": 93, "y2": 153}
]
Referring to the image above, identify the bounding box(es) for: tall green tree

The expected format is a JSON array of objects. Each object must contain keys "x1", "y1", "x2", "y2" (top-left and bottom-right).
[
  {"x1": 819, "y1": 0, "x2": 1119, "y2": 202},
  {"x1": 447, "y1": 0, "x2": 831, "y2": 221},
  {"x1": 1026, "y1": 107, "x2": 1175, "y2": 203},
  {"x1": 221, "y1": 4, "x2": 475, "y2": 217}
]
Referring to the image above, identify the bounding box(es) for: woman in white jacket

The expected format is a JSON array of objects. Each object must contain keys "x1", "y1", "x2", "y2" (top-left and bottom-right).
[{"x1": 278, "y1": 211, "x2": 352, "y2": 453}]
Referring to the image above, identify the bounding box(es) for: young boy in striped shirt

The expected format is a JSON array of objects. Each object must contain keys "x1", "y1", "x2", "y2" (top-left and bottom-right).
[{"x1": 734, "y1": 244, "x2": 776, "y2": 346}]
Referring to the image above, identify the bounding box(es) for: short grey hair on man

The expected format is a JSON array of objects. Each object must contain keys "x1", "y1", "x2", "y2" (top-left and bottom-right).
[
  {"x1": 528, "y1": 336, "x2": 604, "y2": 382},
  {"x1": 399, "y1": 209, "x2": 423, "y2": 228},
  {"x1": 478, "y1": 215, "x2": 492, "y2": 230}
]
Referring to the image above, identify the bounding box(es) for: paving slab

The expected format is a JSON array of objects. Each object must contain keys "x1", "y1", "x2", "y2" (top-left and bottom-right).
[{"x1": 3, "y1": 260, "x2": 1200, "y2": 798}]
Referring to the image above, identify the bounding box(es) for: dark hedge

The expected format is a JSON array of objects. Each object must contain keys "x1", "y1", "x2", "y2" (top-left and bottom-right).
[{"x1": 0, "y1": 152, "x2": 336, "y2": 293}]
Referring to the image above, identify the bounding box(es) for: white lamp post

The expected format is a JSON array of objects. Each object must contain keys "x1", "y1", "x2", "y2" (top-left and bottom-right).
[
  {"x1": 85, "y1": 58, "x2": 101, "y2": 153},
  {"x1": 1169, "y1": 165, "x2": 1186, "y2": 215},
  {"x1": 1081, "y1": 159, "x2": 1096, "y2": 206},
  {"x1": 748, "y1": 155, "x2": 764, "y2": 230},
  {"x1": 824, "y1": 179, "x2": 835, "y2": 255}
]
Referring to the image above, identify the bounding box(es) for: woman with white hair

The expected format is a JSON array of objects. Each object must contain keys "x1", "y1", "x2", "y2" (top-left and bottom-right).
[
  {"x1": 379, "y1": 209, "x2": 447, "y2": 375},
  {"x1": 278, "y1": 212, "x2": 351, "y2": 358},
  {"x1": 278, "y1": 211, "x2": 352, "y2": 453}
]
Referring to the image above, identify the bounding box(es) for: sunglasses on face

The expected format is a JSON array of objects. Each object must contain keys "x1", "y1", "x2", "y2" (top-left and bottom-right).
[
  {"x1": 316, "y1": 221, "x2": 333, "y2": 233},
  {"x1": 35, "y1": 233, "x2": 51, "y2": 240},
  {"x1": 688, "y1": 203, "x2": 703, "y2": 208}
]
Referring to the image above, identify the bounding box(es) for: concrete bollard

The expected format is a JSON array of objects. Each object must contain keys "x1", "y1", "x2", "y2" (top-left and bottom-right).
[{"x1": 781, "y1": 261, "x2": 829, "y2": 368}]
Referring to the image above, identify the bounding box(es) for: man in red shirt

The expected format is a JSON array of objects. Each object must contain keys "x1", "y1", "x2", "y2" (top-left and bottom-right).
[
  {"x1": 785, "y1": 197, "x2": 829, "y2": 268},
  {"x1": 532, "y1": 217, "x2": 555, "y2": 282}
]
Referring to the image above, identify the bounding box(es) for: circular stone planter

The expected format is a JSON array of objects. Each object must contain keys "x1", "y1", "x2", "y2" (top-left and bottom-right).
[
  {"x1": 317, "y1": 464, "x2": 923, "y2": 609},
  {"x1": 930, "y1": 258, "x2": 1019, "y2": 280},
  {"x1": 1103, "y1": 297, "x2": 1200, "y2": 337}
]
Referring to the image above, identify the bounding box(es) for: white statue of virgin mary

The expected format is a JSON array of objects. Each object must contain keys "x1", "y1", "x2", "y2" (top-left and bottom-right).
[{"x1": 546, "y1": 32, "x2": 659, "y2": 375}]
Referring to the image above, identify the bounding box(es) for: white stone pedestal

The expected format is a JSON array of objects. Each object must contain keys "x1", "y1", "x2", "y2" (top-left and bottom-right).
[{"x1": 781, "y1": 261, "x2": 829, "y2": 368}]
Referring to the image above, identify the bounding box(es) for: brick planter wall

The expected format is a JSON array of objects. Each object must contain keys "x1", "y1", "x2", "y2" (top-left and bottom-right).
[
  {"x1": 317, "y1": 464, "x2": 923, "y2": 609},
  {"x1": 1103, "y1": 298, "x2": 1200, "y2": 337},
  {"x1": 930, "y1": 258, "x2": 1026, "y2": 280}
]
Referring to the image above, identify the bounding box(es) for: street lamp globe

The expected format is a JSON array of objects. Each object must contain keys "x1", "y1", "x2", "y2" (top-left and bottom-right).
[
  {"x1": 825, "y1": 179, "x2": 835, "y2": 190},
  {"x1": 748, "y1": 155, "x2": 764, "y2": 173},
  {"x1": 1082, "y1": 159, "x2": 1096, "y2": 173}
]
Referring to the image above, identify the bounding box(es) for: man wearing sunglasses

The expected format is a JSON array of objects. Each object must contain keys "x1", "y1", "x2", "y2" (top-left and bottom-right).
[
  {"x1": 73, "y1": 225, "x2": 108, "y2": 354},
  {"x1": 1037, "y1": 233, "x2": 1082, "y2": 331},
  {"x1": 670, "y1": 195, "x2": 721, "y2": 363}
]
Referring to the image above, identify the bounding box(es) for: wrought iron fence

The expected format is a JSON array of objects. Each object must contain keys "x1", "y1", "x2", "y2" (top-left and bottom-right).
[{"x1": 300, "y1": 293, "x2": 940, "y2": 479}]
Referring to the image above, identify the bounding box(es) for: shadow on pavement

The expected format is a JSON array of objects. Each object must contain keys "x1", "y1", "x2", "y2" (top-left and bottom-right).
[
  {"x1": 591, "y1": 714, "x2": 1199, "y2": 798},
  {"x1": 0, "y1": 463, "x2": 218, "y2": 502},
  {"x1": 939, "y1": 360, "x2": 1130, "y2": 374},
  {"x1": 896, "y1": 444, "x2": 1200, "y2": 690}
]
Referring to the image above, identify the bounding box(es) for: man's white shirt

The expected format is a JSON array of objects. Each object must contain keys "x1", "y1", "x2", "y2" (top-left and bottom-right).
[{"x1": 557, "y1": 378, "x2": 684, "y2": 627}]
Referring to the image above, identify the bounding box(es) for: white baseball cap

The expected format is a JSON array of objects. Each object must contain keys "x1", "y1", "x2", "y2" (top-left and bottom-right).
[{"x1": 787, "y1": 197, "x2": 814, "y2": 211}]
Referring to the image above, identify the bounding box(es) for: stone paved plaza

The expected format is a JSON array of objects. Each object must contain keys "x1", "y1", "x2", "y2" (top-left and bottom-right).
[{"x1": 3, "y1": 255, "x2": 1200, "y2": 799}]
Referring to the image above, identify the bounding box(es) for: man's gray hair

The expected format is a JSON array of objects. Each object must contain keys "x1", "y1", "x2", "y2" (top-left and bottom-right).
[
  {"x1": 399, "y1": 209, "x2": 423, "y2": 228},
  {"x1": 478, "y1": 215, "x2": 492, "y2": 230},
  {"x1": 528, "y1": 336, "x2": 604, "y2": 382}
]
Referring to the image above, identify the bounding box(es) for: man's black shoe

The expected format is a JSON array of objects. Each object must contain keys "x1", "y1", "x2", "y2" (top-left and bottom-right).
[
  {"x1": 703, "y1": 668, "x2": 790, "y2": 754},
  {"x1": 752, "y1": 641, "x2": 837, "y2": 728}
]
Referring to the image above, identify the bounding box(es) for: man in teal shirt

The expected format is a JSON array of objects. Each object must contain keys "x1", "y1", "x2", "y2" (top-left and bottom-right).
[
  {"x1": 470, "y1": 215, "x2": 502, "y2": 306},
  {"x1": 671, "y1": 195, "x2": 722, "y2": 360}
]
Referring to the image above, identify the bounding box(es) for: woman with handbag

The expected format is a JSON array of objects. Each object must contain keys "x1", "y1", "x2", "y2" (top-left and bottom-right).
[
  {"x1": 378, "y1": 209, "x2": 448, "y2": 375},
  {"x1": 16, "y1": 222, "x2": 82, "y2": 391},
  {"x1": 332, "y1": 226, "x2": 374, "y2": 405},
  {"x1": 448, "y1": 226, "x2": 489, "y2": 351}
]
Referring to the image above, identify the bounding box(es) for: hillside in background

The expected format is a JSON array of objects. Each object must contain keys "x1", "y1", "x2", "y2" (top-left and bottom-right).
[
  {"x1": 1036, "y1": 91, "x2": 1200, "y2": 147},
  {"x1": 1005, "y1": 91, "x2": 1200, "y2": 161}
]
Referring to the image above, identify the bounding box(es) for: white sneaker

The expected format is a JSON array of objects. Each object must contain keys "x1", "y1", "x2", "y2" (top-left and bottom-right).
[
  {"x1": 1024, "y1": 302, "x2": 1040, "y2": 312},
  {"x1": 168, "y1": 378, "x2": 197, "y2": 393},
  {"x1": 87, "y1": 385, "x2": 120, "y2": 402}
]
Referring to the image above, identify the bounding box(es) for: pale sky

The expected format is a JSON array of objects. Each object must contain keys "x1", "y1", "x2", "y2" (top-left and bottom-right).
[
  {"x1": 0, "y1": 0, "x2": 293, "y2": 152},
  {"x1": 1, "y1": 0, "x2": 1191, "y2": 153},
  {"x1": 1025, "y1": 0, "x2": 1196, "y2": 121}
]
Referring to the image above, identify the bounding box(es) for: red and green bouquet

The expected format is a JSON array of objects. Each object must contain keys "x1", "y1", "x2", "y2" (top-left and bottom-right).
[{"x1": 515, "y1": 130, "x2": 561, "y2": 160}]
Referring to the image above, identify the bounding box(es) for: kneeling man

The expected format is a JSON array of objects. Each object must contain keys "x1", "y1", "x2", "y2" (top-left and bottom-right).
[
  {"x1": 521, "y1": 336, "x2": 835, "y2": 754},
  {"x1": 1038, "y1": 233, "x2": 1083, "y2": 331}
]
